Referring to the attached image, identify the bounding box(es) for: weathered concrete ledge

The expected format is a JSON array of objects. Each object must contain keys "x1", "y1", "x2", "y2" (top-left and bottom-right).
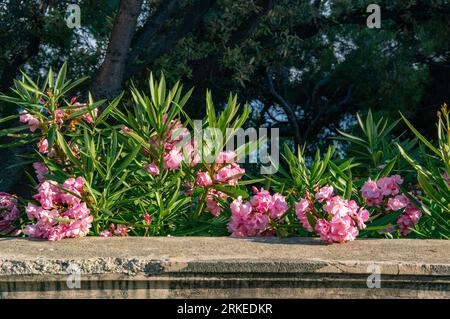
[{"x1": 0, "y1": 237, "x2": 449, "y2": 298}]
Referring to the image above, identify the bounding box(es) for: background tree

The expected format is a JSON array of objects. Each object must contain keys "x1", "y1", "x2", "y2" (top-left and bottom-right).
[{"x1": 0, "y1": 0, "x2": 449, "y2": 193}]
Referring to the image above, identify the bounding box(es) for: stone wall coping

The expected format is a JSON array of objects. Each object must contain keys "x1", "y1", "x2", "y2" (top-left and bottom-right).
[{"x1": 1, "y1": 237, "x2": 449, "y2": 277}]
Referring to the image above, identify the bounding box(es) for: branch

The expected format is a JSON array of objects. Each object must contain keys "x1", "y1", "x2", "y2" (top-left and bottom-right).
[
  {"x1": 188, "y1": 0, "x2": 274, "y2": 93},
  {"x1": 127, "y1": 0, "x2": 181, "y2": 68},
  {"x1": 303, "y1": 85, "x2": 354, "y2": 141},
  {"x1": 124, "y1": 0, "x2": 214, "y2": 79},
  {"x1": 267, "y1": 69, "x2": 302, "y2": 147}
]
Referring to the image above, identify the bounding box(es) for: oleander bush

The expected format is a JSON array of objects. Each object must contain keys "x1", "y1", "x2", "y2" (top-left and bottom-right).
[{"x1": 0, "y1": 64, "x2": 449, "y2": 242}]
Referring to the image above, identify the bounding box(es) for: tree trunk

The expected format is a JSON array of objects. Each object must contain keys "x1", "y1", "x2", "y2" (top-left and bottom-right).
[{"x1": 92, "y1": 0, "x2": 143, "y2": 100}]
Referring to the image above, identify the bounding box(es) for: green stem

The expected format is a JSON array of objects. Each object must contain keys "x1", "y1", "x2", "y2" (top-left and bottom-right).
[{"x1": 194, "y1": 190, "x2": 208, "y2": 222}]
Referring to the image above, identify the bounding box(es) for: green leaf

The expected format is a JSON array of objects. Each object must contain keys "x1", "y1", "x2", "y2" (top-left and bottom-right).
[
  {"x1": 344, "y1": 168, "x2": 353, "y2": 200},
  {"x1": 377, "y1": 156, "x2": 397, "y2": 178},
  {"x1": 0, "y1": 115, "x2": 19, "y2": 123},
  {"x1": 213, "y1": 185, "x2": 249, "y2": 199},
  {"x1": 400, "y1": 112, "x2": 440, "y2": 157},
  {"x1": 56, "y1": 131, "x2": 81, "y2": 167},
  {"x1": 55, "y1": 62, "x2": 67, "y2": 91},
  {"x1": 95, "y1": 91, "x2": 123, "y2": 125},
  {"x1": 47, "y1": 125, "x2": 56, "y2": 152}
]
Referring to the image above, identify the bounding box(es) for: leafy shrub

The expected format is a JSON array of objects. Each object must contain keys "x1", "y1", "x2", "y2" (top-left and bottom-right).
[
  {"x1": 0, "y1": 64, "x2": 255, "y2": 238},
  {"x1": 398, "y1": 104, "x2": 450, "y2": 239},
  {"x1": 0, "y1": 64, "x2": 448, "y2": 242},
  {"x1": 335, "y1": 109, "x2": 418, "y2": 179}
]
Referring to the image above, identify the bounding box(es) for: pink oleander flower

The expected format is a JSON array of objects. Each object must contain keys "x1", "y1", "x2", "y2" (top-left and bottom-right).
[
  {"x1": 397, "y1": 205, "x2": 422, "y2": 235},
  {"x1": 391, "y1": 195, "x2": 422, "y2": 235},
  {"x1": 250, "y1": 187, "x2": 274, "y2": 213},
  {"x1": 63, "y1": 176, "x2": 85, "y2": 193},
  {"x1": 315, "y1": 214, "x2": 359, "y2": 244},
  {"x1": 322, "y1": 196, "x2": 366, "y2": 243},
  {"x1": 360, "y1": 178, "x2": 383, "y2": 206},
  {"x1": 19, "y1": 111, "x2": 40, "y2": 132},
  {"x1": 204, "y1": 189, "x2": 228, "y2": 216},
  {"x1": 315, "y1": 185, "x2": 334, "y2": 203},
  {"x1": 230, "y1": 196, "x2": 253, "y2": 216},
  {"x1": 196, "y1": 171, "x2": 213, "y2": 187},
  {"x1": 322, "y1": 196, "x2": 353, "y2": 218},
  {"x1": 163, "y1": 149, "x2": 183, "y2": 169},
  {"x1": 360, "y1": 175, "x2": 421, "y2": 236},
  {"x1": 145, "y1": 163, "x2": 160, "y2": 176},
  {"x1": 386, "y1": 194, "x2": 409, "y2": 211},
  {"x1": 162, "y1": 116, "x2": 190, "y2": 143},
  {"x1": 295, "y1": 198, "x2": 313, "y2": 232},
  {"x1": 169, "y1": 126, "x2": 190, "y2": 144},
  {"x1": 270, "y1": 193, "x2": 289, "y2": 219},
  {"x1": 33, "y1": 162, "x2": 49, "y2": 182},
  {"x1": 144, "y1": 212, "x2": 152, "y2": 225},
  {"x1": 377, "y1": 175, "x2": 403, "y2": 196},
  {"x1": 181, "y1": 141, "x2": 200, "y2": 167},
  {"x1": 61, "y1": 177, "x2": 84, "y2": 206},
  {"x1": 0, "y1": 192, "x2": 20, "y2": 235},
  {"x1": 315, "y1": 219, "x2": 331, "y2": 242},
  {"x1": 54, "y1": 109, "x2": 65, "y2": 125},
  {"x1": 213, "y1": 163, "x2": 245, "y2": 185},
  {"x1": 33, "y1": 181, "x2": 60, "y2": 209},
  {"x1": 216, "y1": 151, "x2": 236, "y2": 164},
  {"x1": 24, "y1": 176, "x2": 93, "y2": 241},
  {"x1": 228, "y1": 196, "x2": 262, "y2": 237},
  {"x1": 114, "y1": 224, "x2": 130, "y2": 236},
  {"x1": 355, "y1": 208, "x2": 370, "y2": 229},
  {"x1": 100, "y1": 230, "x2": 112, "y2": 237},
  {"x1": 73, "y1": 103, "x2": 97, "y2": 124},
  {"x1": 63, "y1": 204, "x2": 93, "y2": 238},
  {"x1": 37, "y1": 138, "x2": 49, "y2": 154},
  {"x1": 330, "y1": 215, "x2": 359, "y2": 242},
  {"x1": 296, "y1": 190, "x2": 369, "y2": 243},
  {"x1": 146, "y1": 116, "x2": 191, "y2": 167},
  {"x1": 228, "y1": 189, "x2": 289, "y2": 237},
  {"x1": 205, "y1": 196, "x2": 223, "y2": 217},
  {"x1": 83, "y1": 108, "x2": 98, "y2": 124}
]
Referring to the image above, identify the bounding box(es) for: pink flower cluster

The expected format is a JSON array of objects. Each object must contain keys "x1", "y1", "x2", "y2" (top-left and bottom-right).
[
  {"x1": 0, "y1": 192, "x2": 20, "y2": 235},
  {"x1": 37, "y1": 137, "x2": 50, "y2": 154},
  {"x1": 19, "y1": 97, "x2": 97, "y2": 134},
  {"x1": 141, "y1": 116, "x2": 245, "y2": 218},
  {"x1": 33, "y1": 162, "x2": 49, "y2": 182},
  {"x1": 19, "y1": 111, "x2": 40, "y2": 132},
  {"x1": 99, "y1": 224, "x2": 130, "y2": 237},
  {"x1": 228, "y1": 187, "x2": 288, "y2": 237},
  {"x1": 143, "y1": 116, "x2": 198, "y2": 172},
  {"x1": 24, "y1": 176, "x2": 93, "y2": 241},
  {"x1": 360, "y1": 175, "x2": 421, "y2": 235},
  {"x1": 194, "y1": 151, "x2": 245, "y2": 216},
  {"x1": 295, "y1": 185, "x2": 369, "y2": 243},
  {"x1": 360, "y1": 175, "x2": 403, "y2": 206}
]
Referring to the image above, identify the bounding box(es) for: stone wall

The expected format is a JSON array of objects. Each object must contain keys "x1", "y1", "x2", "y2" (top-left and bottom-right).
[{"x1": 0, "y1": 237, "x2": 449, "y2": 298}]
